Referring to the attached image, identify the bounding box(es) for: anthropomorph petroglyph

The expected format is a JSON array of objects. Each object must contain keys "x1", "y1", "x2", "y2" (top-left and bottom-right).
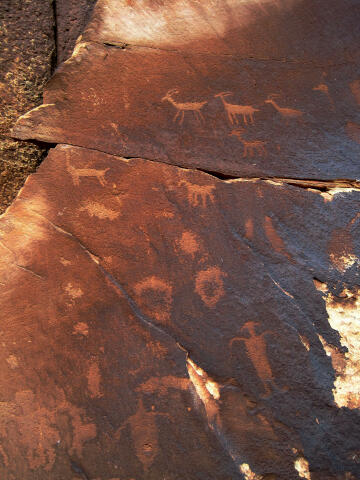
[
  {"x1": 265, "y1": 94, "x2": 304, "y2": 122},
  {"x1": 230, "y1": 321, "x2": 273, "y2": 394},
  {"x1": 115, "y1": 398, "x2": 169, "y2": 472},
  {"x1": 179, "y1": 180, "x2": 215, "y2": 207},
  {"x1": 66, "y1": 152, "x2": 109, "y2": 187},
  {"x1": 161, "y1": 89, "x2": 208, "y2": 125},
  {"x1": 195, "y1": 266, "x2": 226, "y2": 308},
  {"x1": 229, "y1": 128, "x2": 267, "y2": 157},
  {"x1": 215, "y1": 92, "x2": 259, "y2": 125}
]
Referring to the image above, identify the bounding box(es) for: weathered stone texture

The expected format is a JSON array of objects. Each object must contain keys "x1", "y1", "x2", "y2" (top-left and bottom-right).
[
  {"x1": 0, "y1": 145, "x2": 359, "y2": 479},
  {"x1": 0, "y1": 0, "x2": 54, "y2": 213},
  {"x1": 3, "y1": 0, "x2": 360, "y2": 479},
  {"x1": 55, "y1": 0, "x2": 96, "y2": 64}
]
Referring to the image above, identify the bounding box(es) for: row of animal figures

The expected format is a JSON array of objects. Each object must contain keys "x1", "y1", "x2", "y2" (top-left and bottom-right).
[{"x1": 162, "y1": 86, "x2": 332, "y2": 126}]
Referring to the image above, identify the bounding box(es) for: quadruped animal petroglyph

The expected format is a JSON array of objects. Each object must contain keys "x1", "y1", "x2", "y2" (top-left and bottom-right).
[
  {"x1": 230, "y1": 128, "x2": 267, "y2": 158},
  {"x1": 215, "y1": 92, "x2": 259, "y2": 125},
  {"x1": 66, "y1": 153, "x2": 109, "y2": 187},
  {"x1": 265, "y1": 94, "x2": 304, "y2": 122},
  {"x1": 162, "y1": 89, "x2": 208, "y2": 125}
]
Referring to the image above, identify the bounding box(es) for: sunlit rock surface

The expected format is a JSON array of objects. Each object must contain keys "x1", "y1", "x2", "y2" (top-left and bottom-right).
[{"x1": 3, "y1": 0, "x2": 360, "y2": 479}]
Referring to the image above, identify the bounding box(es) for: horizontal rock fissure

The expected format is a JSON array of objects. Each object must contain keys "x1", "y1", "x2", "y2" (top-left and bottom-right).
[
  {"x1": 95, "y1": 40, "x2": 358, "y2": 67},
  {"x1": 45, "y1": 141, "x2": 360, "y2": 192}
]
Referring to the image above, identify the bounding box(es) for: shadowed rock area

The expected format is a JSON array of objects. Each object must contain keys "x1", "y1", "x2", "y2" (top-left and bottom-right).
[{"x1": 1, "y1": 1, "x2": 360, "y2": 479}]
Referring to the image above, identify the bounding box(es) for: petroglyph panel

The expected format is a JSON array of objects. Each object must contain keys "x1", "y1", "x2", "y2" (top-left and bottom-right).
[
  {"x1": 0, "y1": 145, "x2": 359, "y2": 478},
  {"x1": 13, "y1": 1, "x2": 360, "y2": 179}
]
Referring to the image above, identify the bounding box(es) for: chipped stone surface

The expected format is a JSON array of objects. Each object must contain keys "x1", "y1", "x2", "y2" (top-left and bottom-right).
[{"x1": 0, "y1": 144, "x2": 359, "y2": 479}]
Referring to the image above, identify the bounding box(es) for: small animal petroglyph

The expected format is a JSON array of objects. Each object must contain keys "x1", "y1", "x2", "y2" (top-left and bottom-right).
[
  {"x1": 66, "y1": 153, "x2": 109, "y2": 187},
  {"x1": 215, "y1": 92, "x2": 259, "y2": 125},
  {"x1": 230, "y1": 321, "x2": 273, "y2": 394},
  {"x1": 179, "y1": 180, "x2": 215, "y2": 207},
  {"x1": 229, "y1": 128, "x2": 267, "y2": 157},
  {"x1": 265, "y1": 94, "x2": 304, "y2": 122},
  {"x1": 313, "y1": 83, "x2": 334, "y2": 110},
  {"x1": 162, "y1": 89, "x2": 208, "y2": 125}
]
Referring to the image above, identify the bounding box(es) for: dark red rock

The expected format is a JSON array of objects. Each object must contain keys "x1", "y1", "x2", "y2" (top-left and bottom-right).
[
  {"x1": 0, "y1": 145, "x2": 359, "y2": 479},
  {"x1": 12, "y1": 0, "x2": 360, "y2": 179},
  {"x1": 55, "y1": 0, "x2": 96, "y2": 64}
]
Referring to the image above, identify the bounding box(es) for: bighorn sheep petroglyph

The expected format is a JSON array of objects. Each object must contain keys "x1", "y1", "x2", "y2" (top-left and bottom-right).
[
  {"x1": 162, "y1": 89, "x2": 208, "y2": 125},
  {"x1": 215, "y1": 91, "x2": 259, "y2": 125}
]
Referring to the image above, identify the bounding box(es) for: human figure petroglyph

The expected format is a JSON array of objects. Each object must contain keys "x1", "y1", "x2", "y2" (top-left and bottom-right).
[
  {"x1": 179, "y1": 180, "x2": 215, "y2": 208},
  {"x1": 115, "y1": 398, "x2": 168, "y2": 472},
  {"x1": 66, "y1": 153, "x2": 109, "y2": 187},
  {"x1": 230, "y1": 321, "x2": 273, "y2": 394},
  {"x1": 215, "y1": 92, "x2": 259, "y2": 125},
  {"x1": 161, "y1": 88, "x2": 208, "y2": 125},
  {"x1": 229, "y1": 128, "x2": 267, "y2": 158},
  {"x1": 265, "y1": 94, "x2": 304, "y2": 123}
]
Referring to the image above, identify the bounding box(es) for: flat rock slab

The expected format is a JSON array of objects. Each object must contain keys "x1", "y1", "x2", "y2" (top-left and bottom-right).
[
  {"x1": 0, "y1": 145, "x2": 359, "y2": 479},
  {"x1": 13, "y1": 0, "x2": 360, "y2": 179}
]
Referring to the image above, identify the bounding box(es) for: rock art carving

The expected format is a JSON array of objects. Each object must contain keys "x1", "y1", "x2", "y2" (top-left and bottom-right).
[
  {"x1": 66, "y1": 152, "x2": 109, "y2": 187},
  {"x1": 215, "y1": 92, "x2": 259, "y2": 125},
  {"x1": 195, "y1": 266, "x2": 226, "y2": 308},
  {"x1": 179, "y1": 180, "x2": 215, "y2": 207},
  {"x1": 350, "y1": 79, "x2": 360, "y2": 106},
  {"x1": 230, "y1": 128, "x2": 267, "y2": 157},
  {"x1": 265, "y1": 94, "x2": 304, "y2": 122},
  {"x1": 230, "y1": 321, "x2": 273, "y2": 395},
  {"x1": 313, "y1": 82, "x2": 335, "y2": 109},
  {"x1": 162, "y1": 89, "x2": 208, "y2": 125},
  {"x1": 134, "y1": 276, "x2": 173, "y2": 324},
  {"x1": 115, "y1": 398, "x2": 168, "y2": 472}
]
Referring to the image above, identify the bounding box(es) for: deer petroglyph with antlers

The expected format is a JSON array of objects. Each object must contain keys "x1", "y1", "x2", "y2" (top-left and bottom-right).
[
  {"x1": 215, "y1": 92, "x2": 259, "y2": 125},
  {"x1": 162, "y1": 89, "x2": 208, "y2": 125},
  {"x1": 230, "y1": 128, "x2": 267, "y2": 158},
  {"x1": 265, "y1": 94, "x2": 304, "y2": 122}
]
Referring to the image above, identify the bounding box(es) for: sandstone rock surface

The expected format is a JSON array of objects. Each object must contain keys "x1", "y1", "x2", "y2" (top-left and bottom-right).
[{"x1": 3, "y1": 0, "x2": 360, "y2": 479}]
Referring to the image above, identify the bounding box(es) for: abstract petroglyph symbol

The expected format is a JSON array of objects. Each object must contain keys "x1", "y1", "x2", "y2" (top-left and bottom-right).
[
  {"x1": 328, "y1": 213, "x2": 359, "y2": 273},
  {"x1": 110, "y1": 123, "x2": 129, "y2": 147},
  {"x1": 264, "y1": 216, "x2": 292, "y2": 261},
  {"x1": 134, "y1": 276, "x2": 173, "y2": 324},
  {"x1": 265, "y1": 94, "x2": 304, "y2": 122},
  {"x1": 215, "y1": 92, "x2": 259, "y2": 125},
  {"x1": 230, "y1": 321, "x2": 273, "y2": 394},
  {"x1": 161, "y1": 89, "x2": 208, "y2": 125},
  {"x1": 80, "y1": 200, "x2": 120, "y2": 221},
  {"x1": 229, "y1": 128, "x2": 267, "y2": 157},
  {"x1": 313, "y1": 82, "x2": 335, "y2": 110},
  {"x1": 177, "y1": 230, "x2": 201, "y2": 257},
  {"x1": 346, "y1": 122, "x2": 360, "y2": 144},
  {"x1": 195, "y1": 266, "x2": 226, "y2": 308},
  {"x1": 350, "y1": 79, "x2": 360, "y2": 106},
  {"x1": 66, "y1": 152, "x2": 109, "y2": 187},
  {"x1": 115, "y1": 398, "x2": 168, "y2": 472},
  {"x1": 0, "y1": 388, "x2": 96, "y2": 472},
  {"x1": 179, "y1": 180, "x2": 215, "y2": 208}
]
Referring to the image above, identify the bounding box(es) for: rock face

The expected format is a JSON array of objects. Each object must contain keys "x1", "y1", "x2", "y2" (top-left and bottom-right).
[
  {"x1": 2, "y1": 0, "x2": 360, "y2": 479},
  {"x1": 0, "y1": 0, "x2": 54, "y2": 213}
]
